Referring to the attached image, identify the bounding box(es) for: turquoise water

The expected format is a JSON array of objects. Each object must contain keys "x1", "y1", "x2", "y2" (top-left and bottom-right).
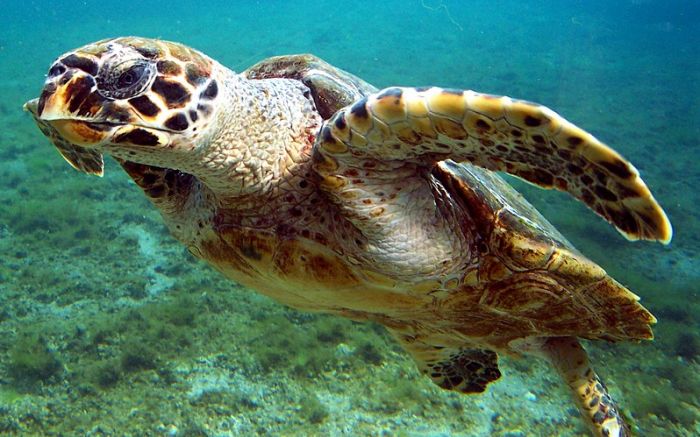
[{"x1": 1, "y1": 1, "x2": 698, "y2": 435}]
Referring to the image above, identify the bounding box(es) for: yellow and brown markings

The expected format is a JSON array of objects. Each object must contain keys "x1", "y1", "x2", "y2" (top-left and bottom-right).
[
  {"x1": 48, "y1": 119, "x2": 108, "y2": 146},
  {"x1": 392, "y1": 334, "x2": 502, "y2": 394},
  {"x1": 200, "y1": 214, "x2": 442, "y2": 314},
  {"x1": 185, "y1": 63, "x2": 208, "y2": 86},
  {"x1": 114, "y1": 128, "x2": 162, "y2": 147},
  {"x1": 119, "y1": 161, "x2": 195, "y2": 203},
  {"x1": 437, "y1": 257, "x2": 654, "y2": 345},
  {"x1": 545, "y1": 338, "x2": 631, "y2": 436},
  {"x1": 47, "y1": 37, "x2": 218, "y2": 137},
  {"x1": 199, "y1": 236, "x2": 256, "y2": 278},
  {"x1": 76, "y1": 40, "x2": 112, "y2": 57},
  {"x1": 60, "y1": 74, "x2": 96, "y2": 114},
  {"x1": 151, "y1": 76, "x2": 190, "y2": 108},
  {"x1": 429, "y1": 348, "x2": 501, "y2": 393},
  {"x1": 405, "y1": 168, "x2": 656, "y2": 344},
  {"x1": 156, "y1": 59, "x2": 182, "y2": 76},
  {"x1": 164, "y1": 113, "x2": 189, "y2": 131},
  {"x1": 135, "y1": 44, "x2": 216, "y2": 131},
  {"x1": 274, "y1": 240, "x2": 360, "y2": 286},
  {"x1": 118, "y1": 37, "x2": 165, "y2": 59},
  {"x1": 315, "y1": 87, "x2": 672, "y2": 245},
  {"x1": 59, "y1": 54, "x2": 99, "y2": 76},
  {"x1": 213, "y1": 224, "x2": 359, "y2": 287},
  {"x1": 161, "y1": 40, "x2": 211, "y2": 69},
  {"x1": 128, "y1": 95, "x2": 160, "y2": 118},
  {"x1": 199, "y1": 225, "x2": 368, "y2": 312},
  {"x1": 25, "y1": 101, "x2": 105, "y2": 176}
]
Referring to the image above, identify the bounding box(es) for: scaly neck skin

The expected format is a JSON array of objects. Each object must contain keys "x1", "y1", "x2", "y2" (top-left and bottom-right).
[
  {"x1": 192, "y1": 65, "x2": 323, "y2": 207},
  {"x1": 106, "y1": 62, "x2": 323, "y2": 212}
]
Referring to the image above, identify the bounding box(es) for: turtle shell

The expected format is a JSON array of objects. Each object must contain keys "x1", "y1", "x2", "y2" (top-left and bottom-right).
[
  {"x1": 243, "y1": 54, "x2": 655, "y2": 348},
  {"x1": 430, "y1": 160, "x2": 654, "y2": 349},
  {"x1": 243, "y1": 54, "x2": 375, "y2": 119}
]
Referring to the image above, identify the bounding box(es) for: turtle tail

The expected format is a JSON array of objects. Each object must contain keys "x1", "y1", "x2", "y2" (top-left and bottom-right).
[{"x1": 542, "y1": 337, "x2": 631, "y2": 437}]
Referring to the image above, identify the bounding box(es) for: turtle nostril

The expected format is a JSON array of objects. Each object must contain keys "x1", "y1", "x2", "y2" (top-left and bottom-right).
[
  {"x1": 37, "y1": 82, "x2": 58, "y2": 115},
  {"x1": 48, "y1": 63, "x2": 66, "y2": 78}
]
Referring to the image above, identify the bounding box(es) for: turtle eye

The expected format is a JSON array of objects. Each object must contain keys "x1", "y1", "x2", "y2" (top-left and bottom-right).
[
  {"x1": 116, "y1": 66, "x2": 143, "y2": 88},
  {"x1": 97, "y1": 59, "x2": 155, "y2": 99}
]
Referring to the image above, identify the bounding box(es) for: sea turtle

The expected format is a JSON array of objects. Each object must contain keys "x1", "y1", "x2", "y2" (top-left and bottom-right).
[{"x1": 24, "y1": 37, "x2": 672, "y2": 437}]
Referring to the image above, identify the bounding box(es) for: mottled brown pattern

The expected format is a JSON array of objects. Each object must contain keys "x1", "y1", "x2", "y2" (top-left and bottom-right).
[
  {"x1": 122, "y1": 37, "x2": 164, "y2": 59},
  {"x1": 65, "y1": 76, "x2": 95, "y2": 113},
  {"x1": 114, "y1": 128, "x2": 161, "y2": 147},
  {"x1": 200, "y1": 236, "x2": 256, "y2": 277},
  {"x1": 128, "y1": 95, "x2": 160, "y2": 117},
  {"x1": 60, "y1": 54, "x2": 99, "y2": 76},
  {"x1": 117, "y1": 161, "x2": 195, "y2": 210},
  {"x1": 183, "y1": 63, "x2": 206, "y2": 86},
  {"x1": 161, "y1": 40, "x2": 211, "y2": 70},
  {"x1": 152, "y1": 77, "x2": 190, "y2": 108},
  {"x1": 317, "y1": 87, "x2": 672, "y2": 244},
  {"x1": 545, "y1": 338, "x2": 631, "y2": 436}
]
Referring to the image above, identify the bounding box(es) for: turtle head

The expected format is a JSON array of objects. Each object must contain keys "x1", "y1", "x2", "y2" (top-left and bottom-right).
[{"x1": 25, "y1": 37, "x2": 222, "y2": 174}]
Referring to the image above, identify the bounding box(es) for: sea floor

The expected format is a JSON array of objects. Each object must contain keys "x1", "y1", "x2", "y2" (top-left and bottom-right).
[{"x1": 1, "y1": 1, "x2": 699, "y2": 436}]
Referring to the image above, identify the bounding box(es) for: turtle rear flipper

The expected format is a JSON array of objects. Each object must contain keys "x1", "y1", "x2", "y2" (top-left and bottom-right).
[
  {"x1": 392, "y1": 333, "x2": 502, "y2": 394},
  {"x1": 24, "y1": 98, "x2": 104, "y2": 176},
  {"x1": 543, "y1": 337, "x2": 631, "y2": 437},
  {"x1": 398, "y1": 332, "x2": 631, "y2": 436},
  {"x1": 314, "y1": 87, "x2": 672, "y2": 244}
]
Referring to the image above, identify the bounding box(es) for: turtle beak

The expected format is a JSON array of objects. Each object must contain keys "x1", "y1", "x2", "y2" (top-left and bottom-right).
[
  {"x1": 22, "y1": 98, "x2": 40, "y2": 117},
  {"x1": 29, "y1": 70, "x2": 116, "y2": 148},
  {"x1": 24, "y1": 96, "x2": 106, "y2": 176}
]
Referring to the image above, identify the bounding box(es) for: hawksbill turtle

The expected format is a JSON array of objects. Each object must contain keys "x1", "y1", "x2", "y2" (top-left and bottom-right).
[{"x1": 24, "y1": 37, "x2": 672, "y2": 436}]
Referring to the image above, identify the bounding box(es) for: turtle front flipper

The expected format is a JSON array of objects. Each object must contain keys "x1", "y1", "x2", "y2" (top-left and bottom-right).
[
  {"x1": 117, "y1": 160, "x2": 196, "y2": 213},
  {"x1": 543, "y1": 337, "x2": 631, "y2": 437},
  {"x1": 313, "y1": 87, "x2": 672, "y2": 244},
  {"x1": 392, "y1": 333, "x2": 502, "y2": 394}
]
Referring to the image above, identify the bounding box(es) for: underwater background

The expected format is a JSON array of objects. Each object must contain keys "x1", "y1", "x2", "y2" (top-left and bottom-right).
[{"x1": 0, "y1": 0, "x2": 698, "y2": 435}]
